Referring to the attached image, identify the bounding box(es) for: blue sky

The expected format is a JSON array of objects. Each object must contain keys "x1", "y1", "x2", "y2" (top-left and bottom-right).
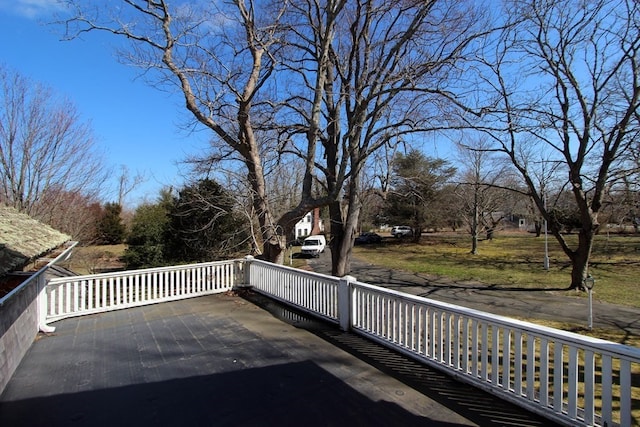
[
  {"x1": 0, "y1": 1, "x2": 456, "y2": 209},
  {"x1": 0, "y1": 1, "x2": 206, "y2": 207}
]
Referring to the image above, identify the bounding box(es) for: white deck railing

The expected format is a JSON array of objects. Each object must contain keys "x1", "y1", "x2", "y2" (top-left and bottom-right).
[
  {"x1": 246, "y1": 258, "x2": 340, "y2": 324},
  {"x1": 2, "y1": 255, "x2": 632, "y2": 426},
  {"x1": 45, "y1": 260, "x2": 239, "y2": 323},
  {"x1": 244, "y1": 257, "x2": 640, "y2": 427}
]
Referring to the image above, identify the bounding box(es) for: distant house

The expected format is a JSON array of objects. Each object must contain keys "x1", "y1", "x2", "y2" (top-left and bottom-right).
[
  {"x1": 294, "y1": 208, "x2": 324, "y2": 238},
  {"x1": 0, "y1": 205, "x2": 73, "y2": 298}
]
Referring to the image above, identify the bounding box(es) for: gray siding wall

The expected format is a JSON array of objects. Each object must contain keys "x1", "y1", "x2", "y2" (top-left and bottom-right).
[{"x1": 0, "y1": 280, "x2": 39, "y2": 396}]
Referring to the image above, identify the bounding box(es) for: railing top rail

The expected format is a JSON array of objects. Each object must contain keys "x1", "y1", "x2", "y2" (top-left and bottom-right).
[
  {"x1": 353, "y1": 280, "x2": 640, "y2": 361},
  {"x1": 47, "y1": 259, "x2": 237, "y2": 285},
  {"x1": 0, "y1": 241, "x2": 78, "y2": 306},
  {"x1": 250, "y1": 258, "x2": 340, "y2": 284}
]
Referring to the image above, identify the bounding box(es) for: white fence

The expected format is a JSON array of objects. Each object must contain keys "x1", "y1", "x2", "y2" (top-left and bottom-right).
[
  {"x1": 15, "y1": 255, "x2": 637, "y2": 426},
  {"x1": 245, "y1": 257, "x2": 341, "y2": 324},
  {"x1": 45, "y1": 260, "x2": 239, "y2": 324},
  {"x1": 244, "y1": 258, "x2": 640, "y2": 427}
]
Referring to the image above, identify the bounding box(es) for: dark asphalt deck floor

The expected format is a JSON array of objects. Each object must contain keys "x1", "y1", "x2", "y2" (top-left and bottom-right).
[{"x1": 0, "y1": 291, "x2": 555, "y2": 427}]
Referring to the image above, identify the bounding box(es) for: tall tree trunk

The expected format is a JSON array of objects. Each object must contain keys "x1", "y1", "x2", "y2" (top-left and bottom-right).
[
  {"x1": 568, "y1": 225, "x2": 596, "y2": 290},
  {"x1": 243, "y1": 142, "x2": 285, "y2": 264},
  {"x1": 330, "y1": 179, "x2": 361, "y2": 277},
  {"x1": 471, "y1": 232, "x2": 478, "y2": 255},
  {"x1": 329, "y1": 200, "x2": 347, "y2": 276},
  {"x1": 470, "y1": 186, "x2": 479, "y2": 255},
  {"x1": 534, "y1": 220, "x2": 542, "y2": 237}
]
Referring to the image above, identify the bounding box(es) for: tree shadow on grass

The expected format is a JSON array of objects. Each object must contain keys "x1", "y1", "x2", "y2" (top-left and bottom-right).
[{"x1": 355, "y1": 263, "x2": 570, "y2": 293}]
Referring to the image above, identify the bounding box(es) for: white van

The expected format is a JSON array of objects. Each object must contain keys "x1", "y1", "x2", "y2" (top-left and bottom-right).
[{"x1": 300, "y1": 235, "x2": 327, "y2": 257}]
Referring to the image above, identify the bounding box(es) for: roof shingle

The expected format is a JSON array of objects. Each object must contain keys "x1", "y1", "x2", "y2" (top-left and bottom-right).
[{"x1": 0, "y1": 205, "x2": 71, "y2": 276}]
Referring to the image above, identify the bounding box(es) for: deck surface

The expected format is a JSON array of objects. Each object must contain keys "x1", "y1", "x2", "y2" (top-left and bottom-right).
[{"x1": 0, "y1": 292, "x2": 554, "y2": 426}]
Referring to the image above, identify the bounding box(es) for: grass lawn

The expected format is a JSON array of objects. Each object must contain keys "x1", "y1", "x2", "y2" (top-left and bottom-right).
[
  {"x1": 63, "y1": 244, "x2": 127, "y2": 275},
  {"x1": 354, "y1": 231, "x2": 640, "y2": 309},
  {"x1": 354, "y1": 231, "x2": 640, "y2": 346}
]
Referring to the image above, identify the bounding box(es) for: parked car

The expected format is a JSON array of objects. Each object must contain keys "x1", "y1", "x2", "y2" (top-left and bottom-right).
[
  {"x1": 354, "y1": 232, "x2": 382, "y2": 245},
  {"x1": 287, "y1": 236, "x2": 305, "y2": 247},
  {"x1": 391, "y1": 226, "x2": 413, "y2": 238},
  {"x1": 300, "y1": 235, "x2": 327, "y2": 257}
]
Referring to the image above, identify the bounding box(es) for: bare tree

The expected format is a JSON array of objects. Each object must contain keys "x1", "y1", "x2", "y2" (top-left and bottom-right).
[
  {"x1": 62, "y1": 0, "x2": 299, "y2": 262},
  {"x1": 0, "y1": 65, "x2": 108, "y2": 232},
  {"x1": 61, "y1": 0, "x2": 492, "y2": 275},
  {"x1": 116, "y1": 165, "x2": 145, "y2": 207},
  {"x1": 465, "y1": 0, "x2": 640, "y2": 288},
  {"x1": 282, "y1": 0, "x2": 490, "y2": 275},
  {"x1": 455, "y1": 139, "x2": 515, "y2": 253},
  {"x1": 37, "y1": 187, "x2": 103, "y2": 242}
]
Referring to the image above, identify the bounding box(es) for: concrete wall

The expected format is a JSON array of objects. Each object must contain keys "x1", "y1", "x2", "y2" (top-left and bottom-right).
[{"x1": 0, "y1": 277, "x2": 39, "y2": 396}]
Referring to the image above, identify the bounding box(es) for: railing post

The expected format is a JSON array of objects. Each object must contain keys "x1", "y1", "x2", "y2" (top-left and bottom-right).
[
  {"x1": 239, "y1": 255, "x2": 254, "y2": 288},
  {"x1": 38, "y1": 274, "x2": 55, "y2": 333},
  {"x1": 338, "y1": 275, "x2": 356, "y2": 331}
]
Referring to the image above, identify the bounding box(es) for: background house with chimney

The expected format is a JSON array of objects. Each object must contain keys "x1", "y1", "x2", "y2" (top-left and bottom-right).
[{"x1": 293, "y1": 207, "x2": 324, "y2": 239}]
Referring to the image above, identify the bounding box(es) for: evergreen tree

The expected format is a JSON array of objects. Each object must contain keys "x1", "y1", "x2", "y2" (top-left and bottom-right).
[
  {"x1": 167, "y1": 179, "x2": 247, "y2": 262},
  {"x1": 96, "y1": 202, "x2": 126, "y2": 244},
  {"x1": 122, "y1": 190, "x2": 173, "y2": 269},
  {"x1": 385, "y1": 150, "x2": 456, "y2": 240}
]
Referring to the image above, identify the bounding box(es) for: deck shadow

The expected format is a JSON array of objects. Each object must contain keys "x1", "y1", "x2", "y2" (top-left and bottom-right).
[
  {"x1": 240, "y1": 290, "x2": 557, "y2": 427},
  {"x1": 1, "y1": 360, "x2": 452, "y2": 427}
]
